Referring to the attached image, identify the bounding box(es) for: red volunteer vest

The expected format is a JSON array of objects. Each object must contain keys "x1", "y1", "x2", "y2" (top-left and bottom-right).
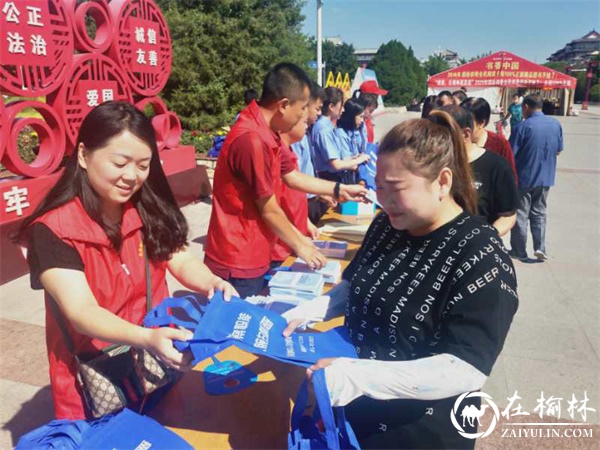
[
  {"x1": 272, "y1": 145, "x2": 309, "y2": 261},
  {"x1": 365, "y1": 117, "x2": 375, "y2": 143},
  {"x1": 205, "y1": 101, "x2": 282, "y2": 275},
  {"x1": 35, "y1": 198, "x2": 169, "y2": 419}
]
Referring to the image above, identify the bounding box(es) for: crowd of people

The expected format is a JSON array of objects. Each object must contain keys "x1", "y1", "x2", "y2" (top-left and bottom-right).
[{"x1": 16, "y1": 60, "x2": 565, "y2": 448}]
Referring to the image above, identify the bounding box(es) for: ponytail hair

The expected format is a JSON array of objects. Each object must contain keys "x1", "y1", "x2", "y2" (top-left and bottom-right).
[
  {"x1": 378, "y1": 110, "x2": 478, "y2": 215},
  {"x1": 323, "y1": 87, "x2": 344, "y2": 116}
]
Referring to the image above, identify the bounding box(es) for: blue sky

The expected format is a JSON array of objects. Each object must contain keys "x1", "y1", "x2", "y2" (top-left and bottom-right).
[{"x1": 300, "y1": 0, "x2": 599, "y2": 63}]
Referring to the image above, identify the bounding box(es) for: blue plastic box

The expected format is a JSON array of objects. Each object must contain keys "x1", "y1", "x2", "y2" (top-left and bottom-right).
[{"x1": 338, "y1": 201, "x2": 376, "y2": 216}]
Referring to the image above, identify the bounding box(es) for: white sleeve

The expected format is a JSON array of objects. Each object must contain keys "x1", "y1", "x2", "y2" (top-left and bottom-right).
[
  {"x1": 323, "y1": 353, "x2": 488, "y2": 407},
  {"x1": 281, "y1": 280, "x2": 350, "y2": 327}
]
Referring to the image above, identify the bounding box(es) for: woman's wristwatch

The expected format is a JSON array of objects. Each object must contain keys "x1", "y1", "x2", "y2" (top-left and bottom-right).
[{"x1": 333, "y1": 182, "x2": 341, "y2": 201}]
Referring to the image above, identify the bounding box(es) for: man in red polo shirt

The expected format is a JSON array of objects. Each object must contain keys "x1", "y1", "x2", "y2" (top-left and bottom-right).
[{"x1": 205, "y1": 63, "x2": 327, "y2": 298}]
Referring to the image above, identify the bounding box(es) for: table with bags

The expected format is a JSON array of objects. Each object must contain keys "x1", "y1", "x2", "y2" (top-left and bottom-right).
[{"x1": 149, "y1": 211, "x2": 373, "y2": 449}]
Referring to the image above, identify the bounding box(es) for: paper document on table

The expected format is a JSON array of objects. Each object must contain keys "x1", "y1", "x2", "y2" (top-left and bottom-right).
[
  {"x1": 312, "y1": 240, "x2": 348, "y2": 258},
  {"x1": 290, "y1": 258, "x2": 342, "y2": 284},
  {"x1": 365, "y1": 189, "x2": 381, "y2": 207}
]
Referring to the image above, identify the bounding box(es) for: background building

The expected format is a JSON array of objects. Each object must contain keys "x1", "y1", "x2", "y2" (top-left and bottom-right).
[
  {"x1": 433, "y1": 48, "x2": 462, "y2": 68},
  {"x1": 324, "y1": 35, "x2": 343, "y2": 46},
  {"x1": 354, "y1": 48, "x2": 378, "y2": 67},
  {"x1": 548, "y1": 30, "x2": 600, "y2": 65}
]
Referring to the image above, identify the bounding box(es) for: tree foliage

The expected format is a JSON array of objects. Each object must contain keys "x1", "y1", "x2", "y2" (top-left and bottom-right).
[
  {"x1": 423, "y1": 55, "x2": 449, "y2": 76},
  {"x1": 309, "y1": 39, "x2": 357, "y2": 76},
  {"x1": 468, "y1": 51, "x2": 492, "y2": 62},
  {"x1": 369, "y1": 40, "x2": 427, "y2": 106},
  {"x1": 155, "y1": 0, "x2": 312, "y2": 132}
]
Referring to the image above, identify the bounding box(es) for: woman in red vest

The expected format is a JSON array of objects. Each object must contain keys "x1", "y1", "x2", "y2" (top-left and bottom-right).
[{"x1": 17, "y1": 101, "x2": 236, "y2": 419}]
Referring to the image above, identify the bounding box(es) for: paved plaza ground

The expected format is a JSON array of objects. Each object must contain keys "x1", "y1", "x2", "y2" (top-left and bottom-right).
[{"x1": 0, "y1": 108, "x2": 598, "y2": 448}]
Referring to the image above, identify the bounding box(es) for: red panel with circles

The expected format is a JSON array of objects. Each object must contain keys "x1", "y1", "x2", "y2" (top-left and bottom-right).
[
  {"x1": 63, "y1": 0, "x2": 114, "y2": 54},
  {"x1": 0, "y1": 0, "x2": 73, "y2": 96},
  {"x1": 108, "y1": 0, "x2": 172, "y2": 96},
  {"x1": 48, "y1": 53, "x2": 133, "y2": 150},
  {"x1": 1, "y1": 101, "x2": 65, "y2": 177},
  {"x1": 134, "y1": 96, "x2": 181, "y2": 150},
  {"x1": 0, "y1": 97, "x2": 6, "y2": 161}
]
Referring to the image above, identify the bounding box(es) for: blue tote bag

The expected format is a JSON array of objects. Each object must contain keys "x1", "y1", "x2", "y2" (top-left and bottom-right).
[
  {"x1": 358, "y1": 143, "x2": 378, "y2": 190},
  {"x1": 288, "y1": 370, "x2": 360, "y2": 450},
  {"x1": 143, "y1": 293, "x2": 357, "y2": 366},
  {"x1": 17, "y1": 409, "x2": 192, "y2": 450}
]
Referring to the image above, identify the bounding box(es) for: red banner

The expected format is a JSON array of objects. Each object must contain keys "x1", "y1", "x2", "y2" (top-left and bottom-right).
[{"x1": 428, "y1": 51, "x2": 577, "y2": 90}]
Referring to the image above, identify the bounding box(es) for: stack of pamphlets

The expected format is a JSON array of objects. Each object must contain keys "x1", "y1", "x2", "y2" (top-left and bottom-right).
[
  {"x1": 289, "y1": 258, "x2": 342, "y2": 284},
  {"x1": 268, "y1": 271, "x2": 324, "y2": 300},
  {"x1": 320, "y1": 222, "x2": 370, "y2": 242},
  {"x1": 312, "y1": 240, "x2": 348, "y2": 258}
]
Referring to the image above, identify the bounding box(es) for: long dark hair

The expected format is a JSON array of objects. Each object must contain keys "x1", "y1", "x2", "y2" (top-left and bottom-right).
[
  {"x1": 378, "y1": 110, "x2": 478, "y2": 215},
  {"x1": 17, "y1": 101, "x2": 188, "y2": 261},
  {"x1": 337, "y1": 99, "x2": 365, "y2": 132}
]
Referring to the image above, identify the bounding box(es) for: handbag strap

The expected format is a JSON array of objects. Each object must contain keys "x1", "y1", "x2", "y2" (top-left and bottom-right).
[
  {"x1": 144, "y1": 244, "x2": 151, "y2": 313},
  {"x1": 49, "y1": 242, "x2": 154, "y2": 358}
]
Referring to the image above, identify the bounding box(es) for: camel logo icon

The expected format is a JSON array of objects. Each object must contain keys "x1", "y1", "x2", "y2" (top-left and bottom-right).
[{"x1": 450, "y1": 392, "x2": 500, "y2": 439}]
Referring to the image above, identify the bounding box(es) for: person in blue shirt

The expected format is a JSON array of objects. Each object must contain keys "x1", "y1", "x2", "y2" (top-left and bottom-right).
[
  {"x1": 335, "y1": 98, "x2": 366, "y2": 156},
  {"x1": 292, "y1": 82, "x2": 330, "y2": 224},
  {"x1": 509, "y1": 94, "x2": 563, "y2": 262},
  {"x1": 334, "y1": 98, "x2": 368, "y2": 184},
  {"x1": 312, "y1": 87, "x2": 369, "y2": 184},
  {"x1": 505, "y1": 93, "x2": 524, "y2": 134},
  {"x1": 293, "y1": 82, "x2": 323, "y2": 179}
]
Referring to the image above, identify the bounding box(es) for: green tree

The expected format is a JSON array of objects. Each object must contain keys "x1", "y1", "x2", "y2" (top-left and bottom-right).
[
  {"x1": 309, "y1": 39, "x2": 357, "y2": 76},
  {"x1": 369, "y1": 40, "x2": 427, "y2": 106},
  {"x1": 155, "y1": 0, "x2": 312, "y2": 135},
  {"x1": 543, "y1": 61, "x2": 568, "y2": 72},
  {"x1": 423, "y1": 55, "x2": 449, "y2": 76},
  {"x1": 468, "y1": 51, "x2": 492, "y2": 62}
]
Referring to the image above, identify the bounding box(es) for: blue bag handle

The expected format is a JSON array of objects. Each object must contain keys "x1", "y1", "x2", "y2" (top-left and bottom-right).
[
  {"x1": 290, "y1": 370, "x2": 341, "y2": 450},
  {"x1": 143, "y1": 296, "x2": 206, "y2": 329},
  {"x1": 312, "y1": 370, "x2": 341, "y2": 450},
  {"x1": 143, "y1": 296, "x2": 205, "y2": 352}
]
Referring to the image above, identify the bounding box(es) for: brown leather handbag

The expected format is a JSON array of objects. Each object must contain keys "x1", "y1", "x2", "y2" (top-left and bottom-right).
[{"x1": 51, "y1": 249, "x2": 174, "y2": 418}]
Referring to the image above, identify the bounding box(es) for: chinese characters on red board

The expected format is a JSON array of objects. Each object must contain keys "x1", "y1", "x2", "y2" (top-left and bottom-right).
[{"x1": 1, "y1": 1, "x2": 54, "y2": 66}]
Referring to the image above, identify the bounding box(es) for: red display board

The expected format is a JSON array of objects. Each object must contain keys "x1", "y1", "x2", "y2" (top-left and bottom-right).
[
  {"x1": 48, "y1": 53, "x2": 133, "y2": 149},
  {"x1": 108, "y1": 0, "x2": 172, "y2": 96},
  {"x1": 0, "y1": 97, "x2": 6, "y2": 161},
  {"x1": 0, "y1": 0, "x2": 197, "y2": 285},
  {"x1": 66, "y1": 0, "x2": 114, "y2": 54},
  {"x1": 428, "y1": 51, "x2": 577, "y2": 90},
  {"x1": 2, "y1": 100, "x2": 65, "y2": 177},
  {"x1": 0, "y1": 0, "x2": 73, "y2": 96}
]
